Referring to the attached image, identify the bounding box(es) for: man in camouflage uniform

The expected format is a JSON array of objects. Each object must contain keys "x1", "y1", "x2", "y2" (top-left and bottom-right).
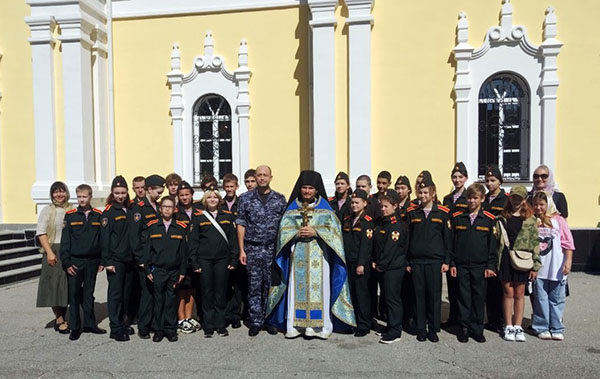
[{"x1": 236, "y1": 165, "x2": 287, "y2": 336}]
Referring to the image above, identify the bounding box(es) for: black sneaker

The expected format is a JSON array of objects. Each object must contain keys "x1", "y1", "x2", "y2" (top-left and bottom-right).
[
  {"x1": 166, "y1": 334, "x2": 178, "y2": 342},
  {"x1": 217, "y1": 328, "x2": 229, "y2": 337},
  {"x1": 416, "y1": 330, "x2": 427, "y2": 342},
  {"x1": 457, "y1": 328, "x2": 469, "y2": 343},
  {"x1": 354, "y1": 329, "x2": 370, "y2": 337},
  {"x1": 110, "y1": 332, "x2": 130, "y2": 342},
  {"x1": 471, "y1": 332, "x2": 486, "y2": 343},
  {"x1": 138, "y1": 329, "x2": 150, "y2": 339},
  {"x1": 125, "y1": 327, "x2": 135, "y2": 335},
  {"x1": 204, "y1": 328, "x2": 214, "y2": 338},
  {"x1": 69, "y1": 330, "x2": 81, "y2": 341},
  {"x1": 231, "y1": 320, "x2": 242, "y2": 329},
  {"x1": 265, "y1": 325, "x2": 278, "y2": 335},
  {"x1": 152, "y1": 332, "x2": 164, "y2": 342},
  {"x1": 379, "y1": 334, "x2": 401, "y2": 344},
  {"x1": 427, "y1": 331, "x2": 439, "y2": 343},
  {"x1": 248, "y1": 326, "x2": 260, "y2": 337}
]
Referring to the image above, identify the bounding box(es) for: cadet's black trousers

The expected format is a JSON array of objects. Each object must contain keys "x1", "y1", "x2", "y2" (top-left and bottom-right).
[
  {"x1": 198, "y1": 257, "x2": 230, "y2": 330},
  {"x1": 457, "y1": 266, "x2": 487, "y2": 335},
  {"x1": 347, "y1": 262, "x2": 372, "y2": 332},
  {"x1": 486, "y1": 276, "x2": 504, "y2": 326},
  {"x1": 136, "y1": 265, "x2": 155, "y2": 332},
  {"x1": 226, "y1": 265, "x2": 248, "y2": 323},
  {"x1": 152, "y1": 267, "x2": 179, "y2": 336},
  {"x1": 412, "y1": 262, "x2": 443, "y2": 333},
  {"x1": 401, "y1": 271, "x2": 415, "y2": 323},
  {"x1": 369, "y1": 270, "x2": 386, "y2": 321},
  {"x1": 67, "y1": 257, "x2": 100, "y2": 331},
  {"x1": 446, "y1": 271, "x2": 459, "y2": 323},
  {"x1": 382, "y1": 267, "x2": 405, "y2": 338},
  {"x1": 107, "y1": 260, "x2": 134, "y2": 334}
]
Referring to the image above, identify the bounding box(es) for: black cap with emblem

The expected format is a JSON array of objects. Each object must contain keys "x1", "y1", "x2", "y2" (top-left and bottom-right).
[
  {"x1": 485, "y1": 165, "x2": 503, "y2": 183},
  {"x1": 351, "y1": 189, "x2": 368, "y2": 201},
  {"x1": 111, "y1": 175, "x2": 128, "y2": 190},
  {"x1": 177, "y1": 180, "x2": 195, "y2": 194},
  {"x1": 451, "y1": 162, "x2": 468, "y2": 177},
  {"x1": 420, "y1": 174, "x2": 435, "y2": 188},
  {"x1": 383, "y1": 189, "x2": 401, "y2": 204},
  {"x1": 335, "y1": 171, "x2": 350, "y2": 184},
  {"x1": 395, "y1": 175, "x2": 411, "y2": 189},
  {"x1": 145, "y1": 174, "x2": 165, "y2": 188}
]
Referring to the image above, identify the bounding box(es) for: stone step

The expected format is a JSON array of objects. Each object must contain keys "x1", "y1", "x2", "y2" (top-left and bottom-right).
[
  {"x1": 0, "y1": 232, "x2": 25, "y2": 242},
  {"x1": 0, "y1": 246, "x2": 40, "y2": 261},
  {"x1": 0, "y1": 264, "x2": 42, "y2": 286},
  {"x1": 0, "y1": 239, "x2": 29, "y2": 250},
  {"x1": 0, "y1": 254, "x2": 42, "y2": 273}
]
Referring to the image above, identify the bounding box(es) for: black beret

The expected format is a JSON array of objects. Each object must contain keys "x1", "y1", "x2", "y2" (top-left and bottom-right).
[
  {"x1": 395, "y1": 175, "x2": 411, "y2": 189},
  {"x1": 351, "y1": 189, "x2": 369, "y2": 201},
  {"x1": 485, "y1": 165, "x2": 503, "y2": 183},
  {"x1": 111, "y1": 175, "x2": 128, "y2": 190},
  {"x1": 335, "y1": 171, "x2": 350, "y2": 184},
  {"x1": 145, "y1": 174, "x2": 165, "y2": 188},
  {"x1": 177, "y1": 180, "x2": 194, "y2": 194},
  {"x1": 451, "y1": 162, "x2": 468, "y2": 177}
]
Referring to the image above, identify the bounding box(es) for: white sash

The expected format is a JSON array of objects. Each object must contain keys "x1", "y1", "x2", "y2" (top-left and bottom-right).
[{"x1": 206, "y1": 211, "x2": 228, "y2": 243}]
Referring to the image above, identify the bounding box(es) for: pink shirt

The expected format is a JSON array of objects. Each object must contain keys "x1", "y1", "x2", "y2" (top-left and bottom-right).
[{"x1": 163, "y1": 219, "x2": 172, "y2": 233}]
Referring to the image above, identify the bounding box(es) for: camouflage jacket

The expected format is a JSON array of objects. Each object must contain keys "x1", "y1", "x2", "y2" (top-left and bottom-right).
[
  {"x1": 495, "y1": 215, "x2": 541, "y2": 272},
  {"x1": 236, "y1": 189, "x2": 287, "y2": 245}
]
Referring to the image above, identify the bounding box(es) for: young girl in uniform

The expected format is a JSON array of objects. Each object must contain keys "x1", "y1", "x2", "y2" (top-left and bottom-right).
[
  {"x1": 496, "y1": 185, "x2": 540, "y2": 342},
  {"x1": 330, "y1": 172, "x2": 352, "y2": 221},
  {"x1": 394, "y1": 175, "x2": 412, "y2": 219},
  {"x1": 532, "y1": 192, "x2": 574, "y2": 341}
]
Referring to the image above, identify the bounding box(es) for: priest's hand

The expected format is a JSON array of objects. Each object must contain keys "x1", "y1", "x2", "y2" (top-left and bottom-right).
[
  {"x1": 441, "y1": 264, "x2": 449, "y2": 273},
  {"x1": 450, "y1": 267, "x2": 457, "y2": 278},
  {"x1": 298, "y1": 226, "x2": 316, "y2": 238}
]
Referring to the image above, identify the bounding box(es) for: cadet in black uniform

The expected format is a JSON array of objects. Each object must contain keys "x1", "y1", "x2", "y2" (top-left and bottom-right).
[
  {"x1": 342, "y1": 189, "x2": 374, "y2": 337},
  {"x1": 394, "y1": 175, "x2": 412, "y2": 220},
  {"x1": 61, "y1": 184, "x2": 106, "y2": 340},
  {"x1": 131, "y1": 176, "x2": 146, "y2": 203},
  {"x1": 483, "y1": 166, "x2": 507, "y2": 332},
  {"x1": 394, "y1": 175, "x2": 415, "y2": 331},
  {"x1": 128, "y1": 176, "x2": 146, "y2": 324},
  {"x1": 174, "y1": 181, "x2": 202, "y2": 334},
  {"x1": 165, "y1": 173, "x2": 182, "y2": 207},
  {"x1": 374, "y1": 171, "x2": 392, "y2": 203},
  {"x1": 143, "y1": 197, "x2": 188, "y2": 342},
  {"x1": 442, "y1": 162, "x2": 469, "y2": 327},
  {"x1": 329, "y1": 171, "x2": 352, "y2": 222},
  {"x1": 410, "y1": 170, "x2": 432, "y2": 207},
  {"x1": 373, "y1": 190, "x2": 409, "y2": 344},
  {"x1": 221, "y1": 174, "x2": 245, "y2": 329},
  {"x1": 129, "y1": 174, "x2": 165, "y2": 339},
  {"x1": 450, "y1": 183, "x2": 498, "y2": 343},
  {"x1": 189, "y1": 189, "x2": 239, "y2": 337},
  {"x1": 101, "y1": 176, "x2": 135, "y2": 342},
  {"x1": 355, "y1": 175, "x2": 383, "y2": 223},
  {"x1": 407, "y1": 175, "x2": 451, "y2": 342}
]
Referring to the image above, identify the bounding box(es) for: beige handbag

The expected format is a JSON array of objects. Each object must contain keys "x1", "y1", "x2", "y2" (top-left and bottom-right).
[{"x1": 498, "y1": 219, "x2": 533, "y2": 271}]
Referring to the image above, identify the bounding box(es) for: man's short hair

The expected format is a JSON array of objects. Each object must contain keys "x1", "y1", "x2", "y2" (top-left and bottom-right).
[
  {"x1": 377, "y1": 171, "x2": 392, "y2": 182},
  {"x1": 76, "y1": 184, "x2": 93, "y2": 196},
  {"x1": 244, "y1": 169, "x2": 256, "y2": 179},
  {"x1": 132, "y1": 176, "x2": 145, "y2": 184},
  {"x1": 159, "y1": 196, "x2": 175, "y2": 207},
  {"x1": 165, "y1": 173, "x2": 182, "y2": 186},
  {"x1": 356, "y1": 174, "x2": 372, "y2": 185},
  {"x1": 223, "y1": 173, "x2": 239, "y2": 185}
]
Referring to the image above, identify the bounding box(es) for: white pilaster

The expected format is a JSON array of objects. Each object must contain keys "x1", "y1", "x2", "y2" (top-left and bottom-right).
[
  {"x1": 25, "y1": 15, "x2": 58, "y2": 206},
  {"x1": 345, "y1": 0, "x2": 373, "y2": 184},
  {"x1": 453, "y1": 12, "x2": 474, "y2": 172},
  {"x1": 168, "y1": 43, "x2": 184, "y2": 174},
  {"x1": 308, "y1": 0, "x2": 337, "y2": 193},
  {"x1": 234, "y1": 39, "x2": 252, "y2": 189},
  {"x1": 540, "y1": 6, "x2": 562, "y2": 171}
]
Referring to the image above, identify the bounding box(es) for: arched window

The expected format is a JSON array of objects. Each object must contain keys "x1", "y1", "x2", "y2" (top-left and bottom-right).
[
  {"x1": 192, "y1": 94, "x2": 232, "y2": 185},
  {"x1": 478, "y1": 73, "x2": 530, "y2": 180}
]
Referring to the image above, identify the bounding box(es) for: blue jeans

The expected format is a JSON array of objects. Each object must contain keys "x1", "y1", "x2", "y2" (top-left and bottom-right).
[{"x1": 532, "y1": 278, "x2": 566, "y2": 334}]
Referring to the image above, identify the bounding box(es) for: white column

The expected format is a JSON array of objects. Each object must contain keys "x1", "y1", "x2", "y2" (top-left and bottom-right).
[
  {"x1": 92, "y1": 27, "x2": 112, "y2": 193},
  {"x1": 345, "y1": 0, "x2": 373, "y2": 183},
  {"x1": 540, "y1": 6, "x2": 562, "y2": 172},
  {"x1": 26, "y1": 16, "x2": 58, "y2": 207},
  {"x1": 308, "y1": 0, "x2": 337, "y2": 193},
  {"x1": 57, "y1": 17, "x2": 96, "y2": 191},
  {"x1": 0, "y1": 52, "x2": 3, "y2": 221},
  {"x1": 168, "y1": 43, "x2": 184, "y2": 176},
  {"x1": 234, "y1": 39, "x2": 251, "y2": 189},
  {"x1": 453, "y1": 12, "x2": 474, "y2": 175}
]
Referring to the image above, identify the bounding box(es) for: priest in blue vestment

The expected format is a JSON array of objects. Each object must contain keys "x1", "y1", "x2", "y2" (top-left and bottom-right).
[{"x1": 266, "y1": 170, "x2": 355, "y2": 339}]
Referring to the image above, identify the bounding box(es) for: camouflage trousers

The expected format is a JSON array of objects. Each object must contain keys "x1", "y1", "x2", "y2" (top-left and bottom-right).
[{"x1": 246, "y1": 244, "x2": 275, "y2": 328}]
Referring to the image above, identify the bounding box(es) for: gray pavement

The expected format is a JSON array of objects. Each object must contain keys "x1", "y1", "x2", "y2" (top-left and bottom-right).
[{"x1": 1, "y1": 273, "x2": 600, "y2": 379}]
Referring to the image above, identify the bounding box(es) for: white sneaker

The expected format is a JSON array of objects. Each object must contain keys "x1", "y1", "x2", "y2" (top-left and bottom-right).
[
  {"x1": 514, "y1": 326, "x2": 526, "y2": 342},
  {"x1": 503, "y1": 326, "x2": 515, "y2": 341},
  {"x1": 537, "y1": 331, "x2": 552, "y2": 340},
  {"x1": 180, "y1": 320, "x2": 196, "y2": 334},
  {"x1": 188, "y1": 318, "x2": 202, "y2": 331},
  {"x1": 551, "y1": 333, "x2": 564, "y2": 341}
]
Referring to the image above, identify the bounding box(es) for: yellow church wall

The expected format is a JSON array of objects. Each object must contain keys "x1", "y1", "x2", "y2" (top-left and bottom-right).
[
  {"x1": 0, "y1": 1, "x2": 37, "y2": 223},
  {"x1": 371, "y1": 0, "x2": 599, "y2": 227},
  {"x1": 112, "y1": 6, "x2": 310, "y2": 195}
]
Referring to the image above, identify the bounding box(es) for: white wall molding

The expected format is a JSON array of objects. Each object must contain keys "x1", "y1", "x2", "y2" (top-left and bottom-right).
[
  {"x1": 168, "y1": 32, "x2": 251, "y2": 189},
  {"x1": 345, "y1": 0, "x2": 373, "y2": 184},
  {"x1": 453, "y1": 0, "x2": 561, "y2": 181},
  {"x1": 0, "y1": 50, "x2": 3, "y2": 222},
  {"x1": 112, "y1": 0, "x2": 302, "y2": 19},
  {"x1": 308, "y1": 0, "x2": 338, "y2": 195}
]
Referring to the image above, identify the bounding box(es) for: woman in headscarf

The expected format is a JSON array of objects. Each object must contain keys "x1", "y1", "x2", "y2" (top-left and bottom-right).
[
  {"x1": 528, "y1": 165, "x2": 568, "y2": 218},
  {"x1": 36, "y1": 181, "x2": 73, "y2": 333}
]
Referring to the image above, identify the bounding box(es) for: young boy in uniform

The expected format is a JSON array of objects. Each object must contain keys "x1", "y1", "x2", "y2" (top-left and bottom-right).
[
  {"x1": 342, "y1": 189, "x2": 374, "y2": 337},
  {"x1": 61, "y1": 184, "x2": 106, "y2": 340},
  {"x1": 131, "y1": 176, "x2": 146, "y2": 203},
  {"x1": 450, "y1": 183, "x2": 497, "y2": 343},
  {"x1": 143, "y1": 197, "x2": 188, "y2": 342},
  {"x1": 244, "y1": 169, "x2": 257, "y2": 191},
  {"x1": 165, "y1": 173, "x2": 182, "y2": 206},
  {"x1": 407, "y1": 175, "x2": 451, "y2": 343},
  {"x1": 129, "y1": 174, "x2": 165, "y2": 339},
  {"x1": 375, "y1": 171, "x2": 392, "y2": 202}
]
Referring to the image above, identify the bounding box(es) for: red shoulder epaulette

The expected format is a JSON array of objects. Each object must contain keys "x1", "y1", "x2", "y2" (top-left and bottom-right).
[
  {"x1": 390, "y1": 216, "x2": 397, "y2": 224},
  {"x1": 176, "y1": 220, "x2": 188, "y2": 228},
  {"x1": 438, "y1": 205, "x2": 450, "y2": 213},
  {"x1": 66, "y1": 208, "x2": 77, "y2": 214},
  {"x1": 453, "y1": 211, "x2": 463, "y2": 218},
  {"x1": 92, "y1": 208, "x2": 103, "y2": 214},
  {"x1": 343, "y1": 215, "x2": 351, "y2": 220},
  {"x1": 483, "y1": 211, "x2": 496, "y2": 220},
  {"x1": 328, "y1": 196, "x2": 335, "y2": 201},
  {"x1": 137, "y1": 200, "x2": 145, "y2": 206},
  {"x1": 364, "y1": 215, "x2": 373, "y2": 222},
  {"x1": 147, "y1": 219, "x2": 159, "y2": 226},
  {"x1": 505, "y1": 192, "x2": 510, "y2": 196},
  {"x1": 407, "y1": 206, "x2": 418, "y2": 212},
  {"x1": 129, "y1": 199, "x2": 134, "y2": 204},
  {"x1": 104, "y1": 204, "x2": 112, "y2": 211},
  {"x1": 194, "y1": 209, "x2": 204, "y2": 216}
]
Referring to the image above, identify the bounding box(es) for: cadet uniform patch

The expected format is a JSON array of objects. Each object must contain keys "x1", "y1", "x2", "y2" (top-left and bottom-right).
[
  {"x1": 366, "y1": 229, "x2": 373, "y2": 239},
  {"x1": 101, "y1": 218, "x2": 108, "y2": 227},
  {"x1": 391, "y1": 231, "x2": 400, "y2": 241},
  {"x1": 134, "y1": 213, "x2": 142, "y2": 223}
]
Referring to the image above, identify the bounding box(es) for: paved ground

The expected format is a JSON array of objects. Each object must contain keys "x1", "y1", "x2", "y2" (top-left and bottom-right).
[{"x1": 1, "y1": 273, "x2": 600, "y2": 379}]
